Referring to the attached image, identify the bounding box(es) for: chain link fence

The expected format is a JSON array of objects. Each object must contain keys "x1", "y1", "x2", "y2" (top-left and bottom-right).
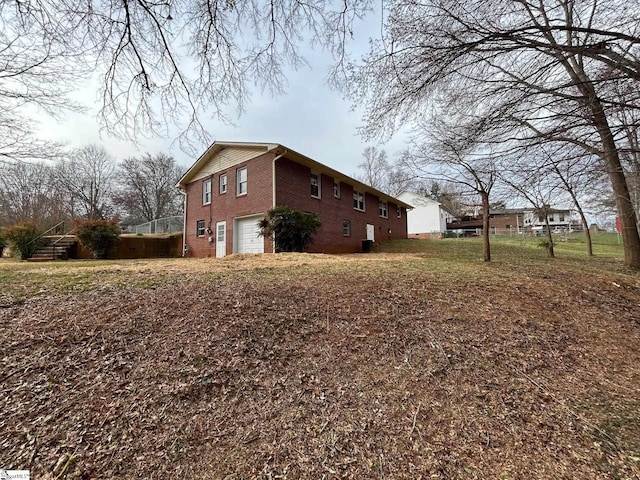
[{"x1": 127, "y1": 216, "x2": 183, "y2": 234}]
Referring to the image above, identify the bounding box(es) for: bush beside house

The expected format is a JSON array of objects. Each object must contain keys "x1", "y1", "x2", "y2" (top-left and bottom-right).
[
  {"x1": 74, "y1": 219, "x2": 122, "y2": 259},
  {"x1": 258, "y1": 207, "x2": 321, "y2": 253},
  {"x1": 0, "y1": 229, "x2": 7, "y2": 257},
  {"x1": 3, "y1": 223, "x2": 45, "y2": 260}
]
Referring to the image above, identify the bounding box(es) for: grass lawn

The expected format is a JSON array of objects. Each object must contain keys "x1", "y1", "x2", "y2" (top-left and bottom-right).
[{"x1": 1, "y1": 239, "x2": 638, "y2": 478}]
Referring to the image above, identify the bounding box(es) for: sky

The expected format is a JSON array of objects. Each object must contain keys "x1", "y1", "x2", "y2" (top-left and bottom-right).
[{"x1": 35, "y1": 11, "x2": 411, "y2": 179}]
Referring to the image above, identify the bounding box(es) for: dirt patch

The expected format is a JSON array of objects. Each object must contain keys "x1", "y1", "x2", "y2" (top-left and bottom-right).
[{"x1": 1, "y1": 253, "x2": 639, "y2": 478}]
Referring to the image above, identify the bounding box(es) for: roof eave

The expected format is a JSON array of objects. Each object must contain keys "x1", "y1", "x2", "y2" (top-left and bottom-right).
[
  {"x1": 176, "y1": 140, "x2": 413, "y2": 209},
  {"x1": 176, "y1": 141, "x2": 279, "y2": 189},
  {"x1": 277, "y1": 147, "x2": 413, "y2": 209}
]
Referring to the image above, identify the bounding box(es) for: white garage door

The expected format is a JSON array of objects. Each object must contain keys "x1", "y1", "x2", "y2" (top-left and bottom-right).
[{"x1": 235, "y1": 216, "x2": 264, "y2": 254}]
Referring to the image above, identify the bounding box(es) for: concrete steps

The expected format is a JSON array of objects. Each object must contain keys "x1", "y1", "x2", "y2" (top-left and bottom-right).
[{"x1": 28, "y1": 237, "x2": 77, "y2": 262}]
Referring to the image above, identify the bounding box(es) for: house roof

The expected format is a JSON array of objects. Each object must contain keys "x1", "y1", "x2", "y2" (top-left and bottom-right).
[
  {"x1": 488, "y1": 208, "x2": 523, "y2": 215},
  {"x1": 490, "y1": 207, "x2": 573, "y2": 215},
  {"x1": 397, "y1": 191, "x2": 457, "y2": 217},
  {"x1": 176, "y1": 141, "x2": 277, "y2": 187},
  {"x1": 176, "y1": 141, "x2": 413, "y2": 209}
]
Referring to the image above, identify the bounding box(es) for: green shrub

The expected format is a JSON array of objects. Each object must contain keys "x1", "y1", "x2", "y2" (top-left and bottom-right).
[
  {"x1": 74, "y1": 219, "x2": 122, "y2": 259},
  {"x1": 0, "y1": 228, "x2": 8, "y2": 257},
  {"x1": 258, "y1": 206, "x2": 321, "y2": 253},
  {"x1": 4, "y1": 222, "x2": 45, "y2": 260}
]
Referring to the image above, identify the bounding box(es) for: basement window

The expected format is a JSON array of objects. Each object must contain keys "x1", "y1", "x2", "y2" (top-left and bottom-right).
[{"x1": 343, "y1": 220, "x2": 351, "y2": 236}]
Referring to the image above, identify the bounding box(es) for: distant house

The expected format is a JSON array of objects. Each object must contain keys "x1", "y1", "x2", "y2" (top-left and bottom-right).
[
  {"x1": 447, "y1": 207, "x2": 578, "y2": 235},
  {"x1": 522, "y1": 208, "x2": 577, "y2": 233},
  {"x1": 176, "y1": 141, "x2": 411, "y2": 256},
  {"x1": 397, "y1": 191, "x2": 457, "y2": 239}
]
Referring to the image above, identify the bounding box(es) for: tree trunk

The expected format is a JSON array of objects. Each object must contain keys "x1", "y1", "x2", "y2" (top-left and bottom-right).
[
  {"x1": 577, "y1": 208, "x2": 593, "y2": 257},
  {"x1": 592, "y1": 106, "x2": 640, "y2": 269},
  {"x1": 481, "y1": 191, "x2": 491, "y2": 262},
  {"x1": 556, "y1": 51, "x2": 640, "y2": 268},
  {"x1": 544, "y1": 216, "x2": 555, "y2": 258}
]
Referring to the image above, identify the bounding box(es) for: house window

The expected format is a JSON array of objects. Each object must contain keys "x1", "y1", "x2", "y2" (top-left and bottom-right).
[
  {"x1": 549, "y1": 215, "x2": 555, "y2": 222},
  {"x1": 342, "y1": 220, "x2": 351, "y2": 236},
  {"x1": 560, "y1": 213, "x2": 565, "y2": 222},
  {"x1": 311, "y1": 172, "x2": 320, "y2": 198},
  {"x1": 219, "y1": 174, "x2": 227, "y2": 194},
  {"x1": 538, "y1": 215, "x2": 544, "y2": 222},
  {"x1": 202, "y1": 179, "x2": 212, "y2": 205},
  {"x1": 379, "y1": 200, "x2": 388, "y2": 218},
  {"x1": 237, "y1": 167, "x2": 247, "y2": 196},
  {"x1": 353, "y1": 191, "x2": 365, "y2": 211},
  {"x1": 397, "y1": 207, "x2": 402, "y2": 218},
  {"x1": 334, "y1": 181, "x2": 341, "y2": 198},
  {"x1": 196, "y1": 220, "x2": 205, "y2": 237}
]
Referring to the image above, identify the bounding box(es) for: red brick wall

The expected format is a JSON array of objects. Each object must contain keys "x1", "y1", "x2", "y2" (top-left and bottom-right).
[
  {"x1": 184, "y1": 152, "x2": 275, "y2": 257},
  {"x1": 184, "y1": 153, "x2": 408, "y2": 256},
  {"x1": 489, "y1": 213, "x2": 522, "y2": 230},
  {"x1": 275, "y1": 158, "x2": 407, "y2": 253}
]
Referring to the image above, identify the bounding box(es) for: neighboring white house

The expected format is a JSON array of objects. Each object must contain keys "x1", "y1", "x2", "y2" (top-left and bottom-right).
[
  {"x1": 397, "y1": 191, "x2": 457, "y2": 238},
  {"x1": 522, "y1": 208, "x2": 576, "y2": 233}
]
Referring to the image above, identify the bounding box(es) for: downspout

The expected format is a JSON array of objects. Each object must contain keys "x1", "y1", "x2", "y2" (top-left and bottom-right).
[
  {"x1": 180, "y1": 189, "x2": 188, "y2": 256},
  {"x1": 271, "y1": 150, "x2": 287, "y2": 252},
  {"x1": 272, "y1": 150, "x2": 287, "y2": 208}
]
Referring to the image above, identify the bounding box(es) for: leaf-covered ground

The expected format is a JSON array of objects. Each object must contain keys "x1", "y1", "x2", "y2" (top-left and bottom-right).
[{"x1": 1, "y1": 248, "x2": 639, "y2": 479}]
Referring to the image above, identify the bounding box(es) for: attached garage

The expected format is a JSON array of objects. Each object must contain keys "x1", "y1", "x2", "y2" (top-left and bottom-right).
[{"x1": 234, "y1": 215, "x2": 265, "y2": 254}]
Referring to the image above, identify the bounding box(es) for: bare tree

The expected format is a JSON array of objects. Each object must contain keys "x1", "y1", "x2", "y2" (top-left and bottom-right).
[
  {"x1": 56, "y1": 145, "x2": 117, "y2": 220},
  {"x1": 0, "y1": 161, "x2": 67, "y2": 227},
  {"x1": 386, "y1": 168, "x2": 419, "y2": 197},
  {"x1": 405, "y1": 117, "x2": 499, "y2": 262},
  {"x1": 356, "y1": 147, "x2": 391, "y2": 191},
  {"x1": 0, "y1": 3, "x2": 84, "y2": 162},
  {"x1": 614, "y1": 103, "x2": 640, "y2": 221},
  {"x1": 417, "y1": 180, "x2": 465, "y2": 217},
  {"x1": 499, "y1": 154, "x2": 564, "y2": 258},
  {"x1": 345, "y1": 0, "x2": 640, "y2": 268},
  {"x1": 2, "y1": 0, "x2": 372, "y2": 154},
  {"x1": 114, "y1": 153, "x2": 184, "y2": 221},
  {"x1": 356, "y1": 146, "x2": 418, "y2": 196},
  {"x1": 545, "y1": 146, "x2": 604, "y2": 257}
]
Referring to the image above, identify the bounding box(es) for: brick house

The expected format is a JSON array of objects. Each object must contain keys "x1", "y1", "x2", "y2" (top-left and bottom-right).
[{"x1": 176, "y1": 142, "x2": 411, "y2": 256}]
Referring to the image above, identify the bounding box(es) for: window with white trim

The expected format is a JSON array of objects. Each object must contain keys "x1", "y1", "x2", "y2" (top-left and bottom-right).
[
  {"x1": 397, "y1": 207, "x2": 402, "y2": 218},
  {"x1": 342, "y1": 220, "x2": 351, "y2": 236},
  {"x1": 202, "y1": 179, "x2": 212, "y2": 205},
  {"x1": 379, "y1": 200, "x2": 388, "y2": 218},
  {"x1": 334, "y1": 181, "x2": 341, "y2": 198},
  {"x1": 311, "y1": 172, "x2": 320, "y2": 198},
  {"x1": 353, "y1": 191, "x2": 365, "y2": 211},
  {"x1": 196, "y1": 220, "x2": 205, "y2": 237},
  {"x1": 219, "y1": 174, "x2": 227, "y2": 194},
  {"x1": 236, "y1": 167, "x2": 247, "y2": 196}
]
